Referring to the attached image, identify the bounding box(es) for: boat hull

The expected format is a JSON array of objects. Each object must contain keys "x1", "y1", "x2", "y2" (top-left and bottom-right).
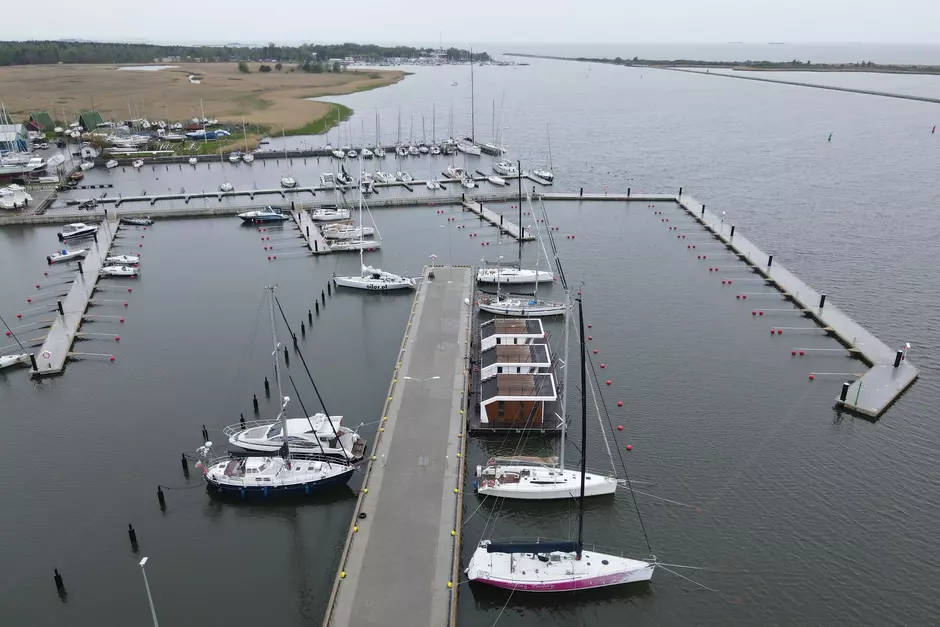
[
  {"x1": 478, "y1": 300, "x2": 565, "y2": 317},
  {"x1": 477, "y1": 270, "x2": 554, "y2": 285},
  {"x1": 476, "y1": 469, "x2": 617, "y2": 500},
  {"x1": 333, "y1": 275, "x2": 415, "y2": 290},
  {"x1": 239, "y1": 214, "x2": 288, "y2": 223},
  {"x1": 204, "y1": 467, "x2": 355, "y2": 497}
]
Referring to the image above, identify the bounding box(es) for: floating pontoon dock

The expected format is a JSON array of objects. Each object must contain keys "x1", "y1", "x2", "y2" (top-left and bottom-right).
[
  {"x1": 322, "y1": 266, "x2": 473, "y2": 627},
  {"x1": 31, "y1": 218, "x2": 120, "y2": 375}
]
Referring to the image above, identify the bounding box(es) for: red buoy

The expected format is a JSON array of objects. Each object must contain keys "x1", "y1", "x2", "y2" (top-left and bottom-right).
[
  {"x1": 127, "y1": 288, "x2": 132, "y2": 293},
  {"x1": 809, "y1": 374, "x2": 816, "y2": 381},
  {"x1": 588, "y1": 324, "x2": 592, "y2": 328},
  {"x1": 752, "y1": 311, "x2": 757, "y2": 316},
  {"x1": 792, "y1": 350, "x2": 797, "y2": 356},
  {"x1": 759, "y1": 311, "x2": 764, "y2": 316},
  {"x1": 119, "y1": 318, "x2": 125, "y2": 323},
  {"x1": 587, "y1": 336, "x2": 593, "y2": 340},
  {"x1": 109, "y1": 356, "x2": 115, "y2": 361},
  {"x1": 26, "y1": 298, "x2": 31, "y2": 303},
  {"x1": 606, "y1": 379, "x2": 612, "y2": 385},
  {"x1": 777, "y1": 328, "x2": 783, "y2": 334},
  {"x1": 600, "y1": 363, "x2": 606, "y2": 368},
  {"x1": 617, "y1": 401, "x2": 623, "y2": 407},
  {"x1": 114, "y1": 335, "x2": 120, "y2": 341},
  {"x1": 771, "y1": 329, "x2": 776, "y2": 335},
  {"x1": 799, "y1": 351, "x2": 805, "y2": 356},
  {"x1": 736, "y1": 295, "x2": 740, "y2": 299},
  {"x1": 625, "y1": 444, "x2": 633, "y2": 451},
  {"x1": 592, "y1": 349, "x2": 598, "y2": 354},
  {"x1": 16, "y1": 313, "x2": 22, "y2": 318},
  {"x1": 721, "y1": 280, "x2": 726, "y2": 285},
  {"x1": 617, "y1": 424, "x2": 623, "y2": 430},
  {"x1": 4, "y1": 331, "x2": 10, "y2": 336},
  {"x1": 124, "y1": 302, "x2": 128, "y2": 307},
  {"x1": 742, "y1": 295, "x2": 747, "y2": 299},
  {"x1": 35, "y1": 284, "x2": 40, "y2": 289}
]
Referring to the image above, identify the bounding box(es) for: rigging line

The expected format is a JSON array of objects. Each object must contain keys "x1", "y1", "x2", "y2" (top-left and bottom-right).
[
  {"x1": 274, "y1": 296, "x2": 351, "y2": 463},
  {"x1": 658, "y1": 564, "x2": 719, "y2": 593},
  {"x1": 157, "y1": 482, "x2": 205, "y2": 490},
  {"x1": 461, "y1": 493, "x2": 490, "y2": 527},
  {"x1": 285, "y1": 372, "x2": 335, "y2": 464},
  {"x1": 0, "y1": 313, "x2": 27, "y2": 352},
  {"x1": 631, "y1": 488, "x2": 699, "y2": 509},
  {"x1": 488, "y1": 587, "x2": 516, "y2": 627},
  {"x1": 581, "y1": 298, "x2": 653, "y2": 554}
]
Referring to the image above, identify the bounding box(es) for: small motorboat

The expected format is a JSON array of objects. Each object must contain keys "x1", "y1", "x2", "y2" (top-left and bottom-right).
[
  {"x1": 224, "y1": 414, "x2": 366, "y2": 460},
  {"x1": 105, "y1": 254, "x2": 140, "y2": 264},
  {"x1": 362, "y1": 148, "x2": 374, "y2": 159},
  {"x1": 79, "y1": 161, "x2": 95, "y2": 171},
  {"x1": 241, "y1": 153, "x2": 255, "y2": 164},
  {"x1": 408, "y1": 145, "x2": 419, "y2": 156},
  {"x1": 430, "y1": 145, "x2": 441, "y2": 156},
  {"x1": 219, "y1": 181, "x2": 234, "y2": 192},
  {"x1": 99, "y1": 265, "x2": 139, "y2": 278},
  {"x1": 237, "y1": 206, "x2": 289, "y2": 224},
  {"x1": 426, "y1": 179, "x2": 442, "y2": 190},
  {"x1": 228, "y1": 152, "x2": 241, "y2": 163},
  {"x1": 310, "y1": 208, "x2": 351, "y2": 221},
  {"x1": 57, "y1": 223, "x2": 98, "y2": 241},
  {"x1": 47, "y1": 248, "x2": 88, "y2": 264},
  {"x1": 280, "y1": 176, "x2": 297, "y2": 189},
  {"x1": 445, "y1": 165, "x2": 465, "y2": 179},
  {"x1": 461, "y1": 176, "x2": 476, "y2": 189},
  {"x1": 418, "y1": 144, "x2": 429, "y2": 154},
  {"x1": 0, "y1": 353, "x2": 31, "y2": 370},
  {"x1": 67, "y1": 170, "x2": 84, "y2": 183},
  {"x1": 374, "y1": 146, "x2": 386, "y2": 158},
  {"x1": 105, "y1": 159, "x2": 119, "y2": 169},
  {"x1": 532, "y1": 168, "x2": 554, "y2": 183},
  {"x1": 397, "y1": 171, "x2": 413, "y2": 183},
  {"x1": 373, "y1": 171, "x2": 395, "y2": 184},
  {"x1": 119, "y1": 216, "x2": 154, "y2": 226},
  {"x1": 132, "y1": 159, "x2": 144, "y2": 169},
  {"x1": 347, "y1": 149, "x2": 358, "y2": 159},
  {"x1": 332, "y1": 149, "x2": 346, "y2": 159},
  {"x1": 488, "y1": 175, "x2": 508, "y2": 186},
  {"x1": 188, "y1": 157, "x2": 198, "y2": 165}
]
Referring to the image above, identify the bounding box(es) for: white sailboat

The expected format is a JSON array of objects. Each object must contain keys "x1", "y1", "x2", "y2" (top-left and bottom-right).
[
  {"x1": 466, "y1": 298, "x2": 654, "y2": 589},
  {"x1": 533, "y1": 125, "x2": 555, "y2": 183},
  {"x1": 279, "y1": 127, "x2": 296, "y2": 188},
  {"x1": 197, "y1": 286, "x2": 357, "y2": 497},
  {"x1": 333, "y1": 158, "x2": 415, "y2": 291},
  {"x1": 310, "y1": 207, "x2": 351, "y2": 221},
  {"x1": 241, "y1": 120, "x2": 254, "y2": 163},
  {"x1": 219, "y1": 145, "x2": 233, "y2": 192},
  {"x1": 477, "y1": 199, "x2": 555, "y2": 285}
]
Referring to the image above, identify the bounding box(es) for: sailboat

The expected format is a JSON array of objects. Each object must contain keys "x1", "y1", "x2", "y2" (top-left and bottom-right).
[
  {"x1": 430, "y1": 103, "x2": 441, "y2": 155},
  {"x1": 218, "y1": 145, "x2": 233, "y2": 192},
  {"x1": 280, "y1": 127, "x2": 297, "y2": 188},
  {"x1": 479, "y1": 195, "x2": 565, "y2": 317},
  {"x1": 532, "y1": 125, "x2": 555, "y2": 183},
  {"x1": 361, "y1": 119, "x2": 373, "y2": 158},
  {"x1": 477, "y1": 179, "x2": 554, "y2": 285},
  {"x1": 241, "y1": 120, "x2": 255, "y2": 163},
  {"x1": 465, "y1": 298, "x2": 654, "y2": 588},
  {"x1": 333, "y1": 159, "x2": 415, "y2": 291},
  {"x1": 197, "y1": 286, "x2": 357, "y2": 497},
  {"x1": 373, "y1": 110, "x2": 386, "y2": 159}
]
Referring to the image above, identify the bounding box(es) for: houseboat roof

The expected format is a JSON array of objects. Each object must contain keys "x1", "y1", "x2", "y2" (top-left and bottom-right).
[
  {"x1": 482, "y1": 373, "x2": 557, "y2": 401},
  {"x1": 482, "y1": 343, "x2": 551, "y2": 368},
  {"x1": 480, "y1": 318, "x2": 544, "y2": 339}
]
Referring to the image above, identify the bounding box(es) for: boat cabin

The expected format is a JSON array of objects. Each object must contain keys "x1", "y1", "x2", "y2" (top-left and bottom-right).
[
  {"x1": 480, "y1": 343, "x2": 552, "y2": 381},
  {"x1": 479, "y1": 372, "x2": 557, "y2": 429},
  {"x1": 480, "y1": 318, "x2": 545, "y2": 352}
]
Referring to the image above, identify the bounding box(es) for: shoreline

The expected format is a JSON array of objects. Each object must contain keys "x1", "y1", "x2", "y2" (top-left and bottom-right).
[{"x1": 504, "y1": 52, "x2": 940, "y2": 76}]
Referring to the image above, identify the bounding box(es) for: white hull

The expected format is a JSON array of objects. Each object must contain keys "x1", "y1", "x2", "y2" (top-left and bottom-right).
[
  {"x1": 280, "y1": 177, "x2": 297, "y2": 189},
  {"x1": 311, "y1": 209, "x2": 351, "y2": 221},
  {"x1": 328, "y1": 239, "x2": 382, "y2": 252},
  {"x1": 99, "y1": 265, "x2": 139, "y2": 277},
  {"x1": 242, "y1": 154, "x2": 255, "y2": 164},
  {"x1": 105, "y1": 254, "x2": 140, "y2": 264},
  {"x1": 493, "y1": 161, "x2": 518, "y2": 176},
  {"x1": 323, "y1": 226, "x2": 375, "y2": 240},
  {"x1": 487, "y1": 175, "x2": 507, "y2": 186},
  {"x1": 47, "y1": 248, "x2": 88, "y2": 263},
  {"x1": 457, "y1": 142, "x2": 482, "y2": 156},
  {"x1": 477, "y1": 268, "x2": 554, "y2": 284},
  {"x1": 0, "y1": 354, "x2": 31, "y2": 370},
  {"x1": 333, "y1": 274, "x2": 415, "y2": 290},
  {"x1": 476, "y1": 465, "x2": 617, "y2": 500},
  {"x1": 466, "y1": 543, "x2": 653, "y2": 592},
  {"x1": 225, "y1": 415, "x2": 364, "y2": 459},
  {"x1": 478, "y1": 297, "x2": 566, "y2": 317},
  {"x1": 533, "y1": 169, "x2": 554, "y2": 183}
]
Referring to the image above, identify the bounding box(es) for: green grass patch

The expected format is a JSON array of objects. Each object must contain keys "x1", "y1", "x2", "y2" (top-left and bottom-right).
[{"x1": 283, "y1": 103, "x2": 352, "y2": 137}]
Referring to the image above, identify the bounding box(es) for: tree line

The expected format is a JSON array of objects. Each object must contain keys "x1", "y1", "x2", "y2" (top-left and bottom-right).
[{"x1": 0, "y1": 40, "x2": 490, "y2": 66}]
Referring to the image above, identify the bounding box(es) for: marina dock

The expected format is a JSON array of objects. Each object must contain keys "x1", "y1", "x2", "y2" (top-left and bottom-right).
[
  {"x1": 31, "y1": 218, "x2": 120, "y2": 375},
  {"x1": 293, "y1": 210, "x2": 330, "y2": 254},
  {"x1": 676, "y1": 195, "x2": 918, "y2": 417},
  {"x1": 461, "y1": 195, "x2": 534, "y2": 241},
  {"x1": 323, "y1": 266, "x2": 473, "y2": 627}
]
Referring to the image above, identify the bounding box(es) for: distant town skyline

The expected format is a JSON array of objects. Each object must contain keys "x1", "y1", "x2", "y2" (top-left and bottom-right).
[{"x1": 9, "y1": 0, "x2": 940, "y2": 45}]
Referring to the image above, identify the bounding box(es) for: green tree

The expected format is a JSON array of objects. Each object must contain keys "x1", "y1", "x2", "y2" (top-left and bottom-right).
[
  {"x1": 237, "y1": 60, "x2": 250, "y2": 73},
  {"x1": 259, "y1": 64, "x2": 272, "y2": 73},
  {"x1": 275, "y1": 62, "x2": 282, "y2": 71}
]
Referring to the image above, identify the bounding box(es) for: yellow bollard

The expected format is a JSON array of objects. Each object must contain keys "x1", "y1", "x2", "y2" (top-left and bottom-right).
[
  {"x1": 454, "y1": 488, "x2": 459, "y2": 494},
  {"x1": 371, "y1": 455, "x2": 377, "y2": 461},
  {"x1": 451, "y1": 530, "x2": 456, "y2": 536},
  {"x1": 456, "y1": 453, "x2": 461, "y2": 458},
  {"x1": 340, "y1": 571, "x2": 346, "y2": 579},
  {"x1": 379, "y1": 427, "x2": 385, "y2": 432},
  {"x1": 363, "y1": 488, "x2": 369, "y2": 494},
  {"x1": 447, "y1": 581, "x2": 453, "y2": 589},
  {"x1": 353, "y1": 526, "x2": 359, "y2": 533}
]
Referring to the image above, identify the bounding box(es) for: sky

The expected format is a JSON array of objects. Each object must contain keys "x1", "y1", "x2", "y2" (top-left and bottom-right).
[{"x1": 10, "y1": 0, "x2": 940, "y2": 46}]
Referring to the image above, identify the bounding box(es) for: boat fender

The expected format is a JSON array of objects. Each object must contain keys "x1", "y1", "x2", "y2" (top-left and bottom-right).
[
  {"x1": 263, "y1": 486, "x2": 268, "y2": 498},
  {"x1": 305, "y1": 484, "x2": 311, "y2": 495},
  {"x1": 240, "y1": 487, "x2": 246, "y2": 499},
  {"x1": 487, "y1": 480, "x2": 495, "y2": 488}
]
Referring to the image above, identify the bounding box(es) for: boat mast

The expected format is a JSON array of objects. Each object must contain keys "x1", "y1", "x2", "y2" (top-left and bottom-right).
[
  {"x1": 243, "y1": 118, "x2": 248, "y2": 153},
  {"x1": 432, "y1": 103, "x2": 436, "y2": 143},
  {"x1": 517, "y1": 160, "x2": 523, "y2": 269},
  {"x1": 397, "y1": 107, "x2": 402, "y2": 145},
  {"x1": 547, "y1": 125, "x2": 554, "y2": 172},
  {"x1": 576, "y1": 296, "x2": 587, "y2": 558},
  {"x1": 375, "y1": 108, "x2": 380, "y2": 147},
  {"x1": 469, "y1": 48, "x2": 475, "y2": 142},
  {"x1": 559, "y1": 290, "x2": 570, "y2": 471},
  {"x1": 267, "y1": 286, "x2": 289, "y2": 457},
  {"x1": 358, "y1": 155, "x2": 365, "y2": 276}
]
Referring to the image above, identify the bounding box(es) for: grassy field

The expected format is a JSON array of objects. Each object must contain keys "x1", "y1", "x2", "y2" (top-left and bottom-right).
[{"x1": 0, "y1": 62, "x2": 404, "y2": 136}]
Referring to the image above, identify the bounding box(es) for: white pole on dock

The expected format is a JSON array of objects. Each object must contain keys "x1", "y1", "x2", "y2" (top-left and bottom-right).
[{"x1": 138, "y1": 557, "x2": 160, "y2": 627}]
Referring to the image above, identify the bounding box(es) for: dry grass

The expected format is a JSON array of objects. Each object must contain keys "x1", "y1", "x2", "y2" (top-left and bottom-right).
[{"x1": 0, "y1": 63, "x2": 404, "y2": 133}]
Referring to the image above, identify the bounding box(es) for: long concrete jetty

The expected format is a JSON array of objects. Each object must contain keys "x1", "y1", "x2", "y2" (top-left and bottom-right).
[
  {"x1": 323, "y1": 266, "x2": 473, "y2": 627},
  {"x1": 462, "y1": 195, "x2": 535, "y2": 241},
  {"x1": 664, "y1": 67, "x2": 940, "y2": 105},
  {"x1": 31, "y1": 218, "x2": 120, "y2": 375},
  {"x1": 674, "y1": 194, "x2": 918, "y2": 417}
]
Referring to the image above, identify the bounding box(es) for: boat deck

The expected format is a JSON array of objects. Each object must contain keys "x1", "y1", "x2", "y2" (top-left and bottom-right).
[
  {"x1": 323, "y1": 266, "x2": 473, "y2": 627},
  {"x1": 31, "y1": 218, "x2": 120, "y2": 375},
  {"x1": 676, "y1": 195, "x2": 918, "y2": 417}
]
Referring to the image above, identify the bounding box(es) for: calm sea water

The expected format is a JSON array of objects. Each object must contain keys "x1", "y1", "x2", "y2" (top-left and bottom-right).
[{"x1": 2, "y1": 53, "x2": 940, "y2": 626}]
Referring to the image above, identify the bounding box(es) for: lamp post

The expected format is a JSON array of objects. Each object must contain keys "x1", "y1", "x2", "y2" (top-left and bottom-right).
[{"x1": 139, "y1": 557, "x2": 159, "y2": 627}]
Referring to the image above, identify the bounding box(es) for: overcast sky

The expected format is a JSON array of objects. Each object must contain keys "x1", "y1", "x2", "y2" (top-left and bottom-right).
[{"x1": 12, "y1": 0, "x2": 940, "y2": 45}]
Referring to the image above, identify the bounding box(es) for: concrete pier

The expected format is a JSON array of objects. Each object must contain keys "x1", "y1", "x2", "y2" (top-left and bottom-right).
[
  {"x1": 293, "y1": 210, "x2": 330, "y2": 255},
  {"x1": 31, "y1": 219, "x2": 120, "y2": 375},
  {"x1": 323, "y1": 266, "x2": 473, "y2": 627},
  {"x1": 676, "y1": 195, "x2": 918, "y2": 417}
]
